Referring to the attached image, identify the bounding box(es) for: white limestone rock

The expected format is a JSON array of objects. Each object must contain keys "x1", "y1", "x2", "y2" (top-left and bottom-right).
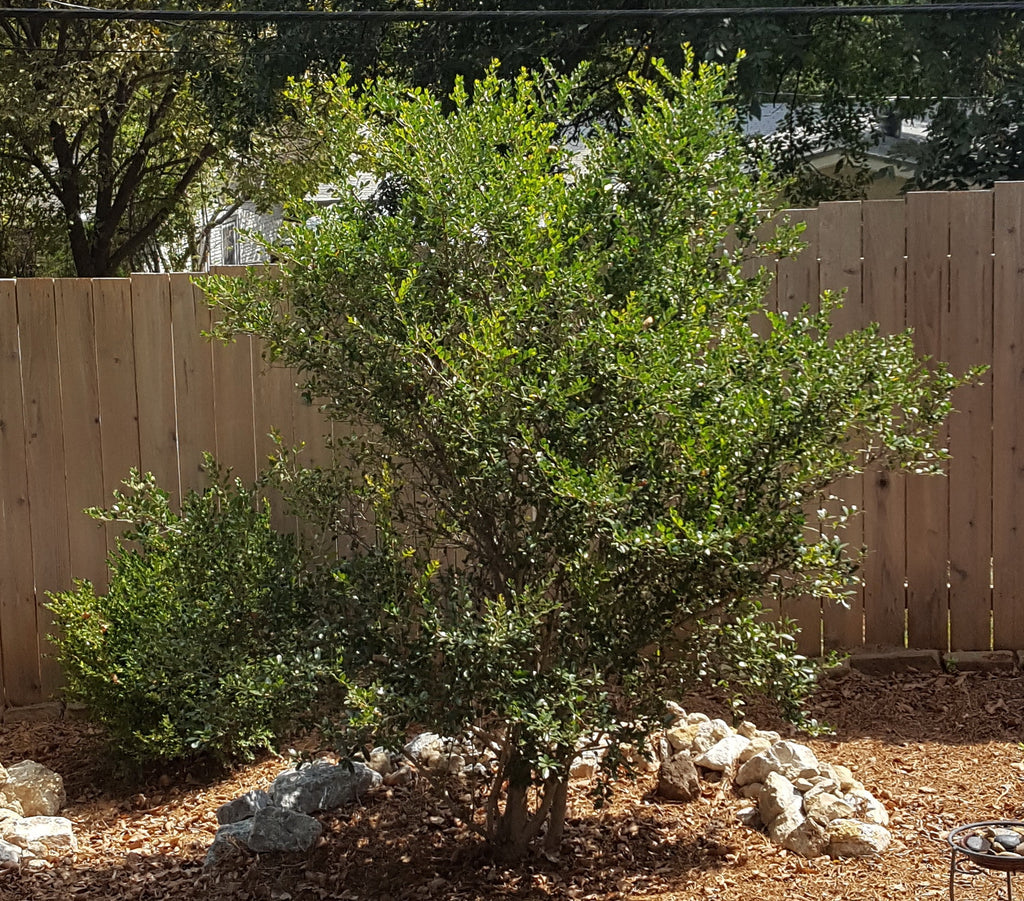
[
  {"x1": 0, "y1": 838, "x2": 21, "y2": 868},
  {"x1": 758, "y1": 771, "x2": 799, "y2": 824},
  {"x1": 827, "y1": 819, "x2": 892, "y2": 858},
  {"x1": 694, "y1": 734, "x2": 751, "y2": 772},
  {"x1": 846, "y1": 788, "x2": 889, "y2": 827},
  {"x1": 783, "y1": 814, "x2": 830, "y2": 858},
  {"x1": 803, "y1": 787, "x2": 857, "y2": 824},
  {"x1": 767, "y1": 803, "x2": 806, "y2": 845},
  {"x1": 3, "y1": 761, "x2": 65, "y2": 817},
  {"x1": 1, "y1": 816, "x2": 76, "y2": 861},
  {"x1": 736, "y1": 740, "x2": 820, "y2": 787}
]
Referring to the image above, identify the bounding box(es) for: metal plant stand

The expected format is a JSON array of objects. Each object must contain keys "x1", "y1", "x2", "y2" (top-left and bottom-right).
[{"x1": 949, "y1": 822, "x2": 1024, "y2": 901}]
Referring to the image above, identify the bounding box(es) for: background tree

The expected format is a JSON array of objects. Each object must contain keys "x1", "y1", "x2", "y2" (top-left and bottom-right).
[{"x1": 206, "y1": 58, "x2": 966, "y2": 858}]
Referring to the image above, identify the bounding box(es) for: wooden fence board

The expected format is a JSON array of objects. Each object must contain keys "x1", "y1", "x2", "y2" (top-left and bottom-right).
[
  {"x1": 818, "y1": 201, "x2": 865, "y2": 650},
  {"x1": 0, "y1": 279, "x2": 40, "y2": 706},
  {"x1": 775, "y1": 209, "x2": 822, "y2": 656},
  {"x1": 170, "y1": 273, "x2": 216, "y2": 496},
  {"x1": 993, "y1": 182, "x2": 1024, "y2": 648},
  {"x1": 131, "y1": 274, "x2": 180, "y2": 505},
  {"x1": 18, "y1": 279, "x2": 69, "y2": 694},
  {"x1": 93, "y1": 279, "x2": 141, "y2": 551},
  {"x1": 905, "y1": 192, "x2": 950, "y2": 650},
  {"x1": 207, "y1": 268, "x2": 257, "y2": 485},
  {"x1": 54, "y1": 280, "x2": 107, "y2": 593},
  {"x1": 861, "y1": 200, "x2": 908, "y2": 646},
  {"x1": 947, "y1": 191, "x2": 994, "y2": 651}
]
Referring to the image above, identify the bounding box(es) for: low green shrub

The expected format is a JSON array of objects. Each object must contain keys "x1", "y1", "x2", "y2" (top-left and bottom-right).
[{"x1": 48, "y1": 459, "x2": 344, "y2": 766}]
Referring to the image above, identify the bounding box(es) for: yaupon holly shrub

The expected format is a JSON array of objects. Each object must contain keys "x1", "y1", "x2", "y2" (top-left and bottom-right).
[
  {"x1": 47, "y1": 460, "x2": 344, "y2": 766},
  {"x1": 205, "y1": 57, "x2": 968, "y2": 857}
]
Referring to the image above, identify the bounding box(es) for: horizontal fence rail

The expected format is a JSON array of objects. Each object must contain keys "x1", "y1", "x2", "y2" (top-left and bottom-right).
[{"x1": 1, "y1": 184, "x2": 1022, "y2": 708}]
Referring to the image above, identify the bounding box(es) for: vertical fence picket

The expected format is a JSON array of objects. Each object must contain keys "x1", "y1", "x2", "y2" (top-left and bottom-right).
[
  {"x1": 18, "y1": 279, "x2": 70, "y2": 694},
  {"x1": 131, "y1": 274, "x2": 180, "y2": 506},
  {"x1": 947, "y1": 191, "x2": 995, "y2": 651},
  {"x1": 819, "y1": 201, "x2": 865, "y2": 651},
  {"x1": 93, "y1": 279, "x2": 142, "y2": 552},
  {"x1": 861, "y1": 200, "x2": 908, "y2": 646},
  {"x1": 776, "y1": 209, "x2": 823, "y2": 656},
  {"x1": 993, "y1": 182, "x2": 1024, "y2": 649},
  {"x1": 171, "y1": 273, "x2": 217, "y2": 496},
  {"x1": 54, "y1": 279, "x2": 107, "y2": 596},
  {"x1": 207, "y1": 267, "x2": 257, "y2": 487},
  {"x1": 0, "y1": 280, "x2": 39, "y2": 706},
  {"x1": 905, "y1": 193, "x2": 951, "y2": 650}
]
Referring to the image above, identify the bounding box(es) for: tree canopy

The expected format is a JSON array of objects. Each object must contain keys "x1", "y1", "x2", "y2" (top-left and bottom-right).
[{"x1": 205, "y1": 57, "x2": 965, "y2": 858}]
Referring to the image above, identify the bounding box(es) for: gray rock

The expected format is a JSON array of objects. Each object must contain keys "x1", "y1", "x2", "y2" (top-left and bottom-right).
[
  {"x1": 247, "y1": 805, "x2": 323, "y2": 853},
  {"x1": 3, "y1": 761, "x2": 65, "y2": 817},
  {"x1": 269, "y1": 761, "x2": 381, "y2": 814},
  {"x1": 205, "y1": 820, "x2": 254, "y2": 867},
  {"x1": 216, "y1": 790, "x2": 271, "y2": 825},
  {"x1": 657, "y1": 753, "x2": 701, "y2": 802}
]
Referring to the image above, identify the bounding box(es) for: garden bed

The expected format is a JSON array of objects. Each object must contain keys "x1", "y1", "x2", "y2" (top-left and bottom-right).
[{"x1": 2, "y1": 666, "x2": 1023, "y2": 900}]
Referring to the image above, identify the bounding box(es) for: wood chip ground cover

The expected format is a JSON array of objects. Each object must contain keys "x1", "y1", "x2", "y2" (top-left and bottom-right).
[{"x1": 2, "y1": 668, "x2": 1024, "y2": 900}]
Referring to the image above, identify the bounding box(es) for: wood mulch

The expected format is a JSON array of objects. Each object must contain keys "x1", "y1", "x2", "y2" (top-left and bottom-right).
[{"x1": 2, "y1": 666, "x2": 1024, "y2": 901}]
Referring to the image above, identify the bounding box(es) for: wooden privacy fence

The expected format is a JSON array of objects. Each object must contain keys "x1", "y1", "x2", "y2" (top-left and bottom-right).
[{"x1": 1, "y1": 184, "x2": 1023, "y2": 708}]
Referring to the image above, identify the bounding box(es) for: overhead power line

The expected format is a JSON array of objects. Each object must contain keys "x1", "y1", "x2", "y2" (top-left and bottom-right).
[{"x1": 0, "y1": 3, "x2": 1022, "y2": 23}]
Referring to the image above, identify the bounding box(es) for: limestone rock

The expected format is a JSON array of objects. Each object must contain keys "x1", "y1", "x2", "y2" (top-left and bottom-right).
[
  {"x1": 767, "y1": 804, "x2": 805, "y2": 845},
  {"x1": 3, "y1": 762, "x2": 65, "y2": 817},
  {"x1": 736, "y1": 721, "x2": 758, "y2": 739},
  {"x1": 2, "y1": 816, "x2": 76, "y2": 860},
  {"x1": 657, "y1": 753, "x2": 701, "y2": 802},
  {"x1": 758, "y1": 772, "x2": 799, "y2": 824},
  {"x1": 690, "y1": 723, "x2": 720, "y2": 756},
  {"x1": 827, "y1": 819, "x2": 892, "y2": 858},
  {"x1": 803, "y1": 788, "x2": 856, "y2": 824},
  {"x1": 368, "y1": 748, "x2": 393, "y2": 776},
  {"x1": 736, "y1": 805, "x2": 761, "y2": 827},
  {"x1": 664, "y1": 701, "x2": 687, "y2": 723},
  {"x1": 739, "y1": 781, "x2": 763, "y2": 800},
  {"x1": 666, "y1": 724, "x2": 699, "y2": 754},
  {"x1": 0, "y1": 838, "x2": 21, "y2": 868},
  {"x1": 783, "y1": 815, "x2": 830, "y2": 858},
  {"x1": 246, "y1": 805, "x2": 323, "y2": 853},
  {"x1": 738, "y1": 736, "x2": 772, "y2": 764},
  {"x1": 736, "y1": 741, "x2": 820, "y2": 787},
  {"x1": 403, "y1": 732, "x2": 444, "y2": 764},
  {"x1": 846, "y1": 788, "x2": 889, "y2": 827},
  {"x1": 685, "y1": 712, "x2": 711, "y2": 726},
  {"x1": 270, "y1": 761, "x2": 381, "y2": 814},
  {"x1": 0, "y1": 765, "x2": 7, "y2": 787},
  {"x1": 0, "y1": 793, "x2": 23, "y2": 817},
  {"x1": 694, "y1": 734, "x2": 750, "y2": 772},
  {"x1": 832, "y1": 764, "x2": 860, "y2": 793},
  {"x1": 216, "y1": 790, "x2": 271, "y2": 825}
]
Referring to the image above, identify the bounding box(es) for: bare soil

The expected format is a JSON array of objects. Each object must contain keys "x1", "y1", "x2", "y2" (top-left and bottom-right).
[{"x1": 3, "y1": 666, "x2": 1024, "y2": 901}]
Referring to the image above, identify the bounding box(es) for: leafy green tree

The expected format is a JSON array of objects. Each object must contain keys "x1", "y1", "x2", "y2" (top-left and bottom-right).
[{"x1": 208, "y1": 58, "x2": 964, "y2": 858}]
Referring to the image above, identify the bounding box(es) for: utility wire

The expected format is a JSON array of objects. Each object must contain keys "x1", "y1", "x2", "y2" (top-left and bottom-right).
[{"x1": 0, "y1": 3, "x2": 1022, "y2": 22}]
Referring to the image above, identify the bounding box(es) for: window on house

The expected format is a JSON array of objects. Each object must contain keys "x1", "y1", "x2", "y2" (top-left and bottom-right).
[{"x1": 222, "y1": 221, "x2": 238, "y2": 266}]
